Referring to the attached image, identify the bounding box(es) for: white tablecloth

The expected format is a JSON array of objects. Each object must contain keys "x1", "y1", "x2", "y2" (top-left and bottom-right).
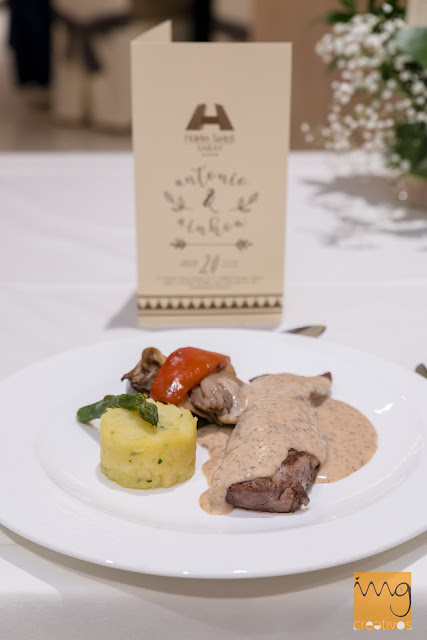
[{"x1": 0, "y1": 152, "x2": 426, "y2": 639}]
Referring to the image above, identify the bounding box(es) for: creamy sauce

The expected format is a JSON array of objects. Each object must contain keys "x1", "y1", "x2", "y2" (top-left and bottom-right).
[
  {"x1": 197, "y1": 425, "x2": 234, "y2": 484},
  {"x1": 197, "y1": 425, "x2": 234, "y2": 515},
  {"x1": 316, "y1": 398, "x2": 377, "y2": 482},
  {"x1": 196, "y1": 373, "x2": 377, "y2": 515}
]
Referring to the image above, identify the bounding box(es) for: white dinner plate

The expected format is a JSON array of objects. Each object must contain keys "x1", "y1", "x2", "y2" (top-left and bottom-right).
[{"x1": 0, "y1": 329, "x2": 426, "y2": 579}]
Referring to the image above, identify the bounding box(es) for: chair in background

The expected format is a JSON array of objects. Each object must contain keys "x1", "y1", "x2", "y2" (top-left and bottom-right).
[
  {"x1": 7, "y1": 0, "x2": 51, "y2": 105},
  {"x1": 50, "y1": 0, "x2": 193, "y2": 131},
  {"x1": 210, "y1": 0, "x2": 253, "y2": 42}
]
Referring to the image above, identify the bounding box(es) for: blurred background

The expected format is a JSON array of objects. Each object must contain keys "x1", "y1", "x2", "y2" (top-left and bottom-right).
[{"x1": 0, "y1": 0, "x2": 338, "y2": 151}]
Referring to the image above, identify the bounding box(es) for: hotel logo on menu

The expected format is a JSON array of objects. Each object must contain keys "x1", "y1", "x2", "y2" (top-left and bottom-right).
[
  {"x1": 186, "y1": 104, "x2": 233, "y2": 130},
  {"x1": 184, "y1": 104, "x2": 235, "y2": 157},
  {"x1": 353, "y1": 572, "x2": 412, "y2": 631}
]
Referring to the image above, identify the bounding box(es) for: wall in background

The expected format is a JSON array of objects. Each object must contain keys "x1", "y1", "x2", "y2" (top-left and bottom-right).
[{"x1": 253, "y1": 0, "x2": 336, "y2": 149}]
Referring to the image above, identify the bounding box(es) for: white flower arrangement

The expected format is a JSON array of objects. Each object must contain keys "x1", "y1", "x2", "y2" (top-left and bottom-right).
[{"x1": 302, "y1": 2, "x2": 427, "y2": 180}]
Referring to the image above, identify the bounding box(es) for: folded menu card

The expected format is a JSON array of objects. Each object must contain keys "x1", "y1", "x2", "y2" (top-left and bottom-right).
[{"x1": 131, "y1": 21, "x2": 291, "y2": 326}]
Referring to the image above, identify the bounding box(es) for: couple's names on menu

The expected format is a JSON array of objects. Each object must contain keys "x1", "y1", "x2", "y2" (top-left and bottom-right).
[{"x1": 164, "y1": 166, "x2": 258, "y2": 252}]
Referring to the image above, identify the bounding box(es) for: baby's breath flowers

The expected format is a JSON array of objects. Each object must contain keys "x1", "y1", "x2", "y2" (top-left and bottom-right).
[{"x1": 303, "y1": 4, "x2": 427, "y2": 180}]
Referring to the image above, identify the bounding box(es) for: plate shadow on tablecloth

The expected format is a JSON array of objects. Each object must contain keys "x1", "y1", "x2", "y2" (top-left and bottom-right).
[{"x1": 302, "y1": 174, "x2": 427, "y2": 248}]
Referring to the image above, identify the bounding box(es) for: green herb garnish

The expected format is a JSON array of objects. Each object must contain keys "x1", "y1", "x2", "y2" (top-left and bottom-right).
[{"x1": 77, "y1": 394, "x2": 158, "y2": 426}]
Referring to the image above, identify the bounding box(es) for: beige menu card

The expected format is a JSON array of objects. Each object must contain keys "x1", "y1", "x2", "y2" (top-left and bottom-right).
[{"x1": 131, "y1": 22, "x2": 292, "y2": 326}]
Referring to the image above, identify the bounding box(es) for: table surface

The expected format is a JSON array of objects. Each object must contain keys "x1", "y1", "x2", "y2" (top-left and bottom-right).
[{"x1": 1, "y1": 151, "x2": 426, "y2": 639}]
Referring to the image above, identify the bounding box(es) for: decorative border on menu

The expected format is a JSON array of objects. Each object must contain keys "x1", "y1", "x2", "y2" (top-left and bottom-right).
[{"x1": 137, "y1": 294, "x2": 282, "y2": 316}]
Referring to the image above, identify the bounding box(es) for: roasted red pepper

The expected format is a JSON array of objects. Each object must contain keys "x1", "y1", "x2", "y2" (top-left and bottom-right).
[{"x1": 150, "y1": 347, "x2": 230, "y2": 405}]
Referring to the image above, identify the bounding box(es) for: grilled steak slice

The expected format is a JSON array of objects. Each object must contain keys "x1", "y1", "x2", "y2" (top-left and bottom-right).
[
  {"x1": 121, "y1": 347, "x2": 166, "y2": 394},
  {"x1": 226, "y1": 449, "x2": 320, "y2": 513}
]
